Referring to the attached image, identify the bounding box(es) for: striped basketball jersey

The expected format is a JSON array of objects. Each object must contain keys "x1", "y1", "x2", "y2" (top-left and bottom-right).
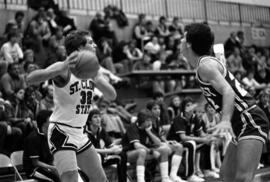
[
  {"x1": 196, "y1": 56, "x2": 256, "y2": 113},
  {"x1": 50, "y1": 73, "x2": 95, "y2": 127}
]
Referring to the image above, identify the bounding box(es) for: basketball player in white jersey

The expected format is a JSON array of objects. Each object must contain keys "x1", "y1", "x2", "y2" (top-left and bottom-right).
[
  {"x1": 180, "y1": 23, "x2": 269, "y2": 182},
  {"x1": 27, "y1": 30, "x2": 116, "y2": 182}
]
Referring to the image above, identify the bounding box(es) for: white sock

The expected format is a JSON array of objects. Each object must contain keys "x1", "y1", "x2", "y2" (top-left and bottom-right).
[
  {"x1": 160, "y1": 161, "x2": 169, "y2": 180},
  {"x1": 170, "y1": 155, "x2": 182, "y2": 178},
  {"x1": 136, "y1": 165, "x2": 145, "y2": 182}
]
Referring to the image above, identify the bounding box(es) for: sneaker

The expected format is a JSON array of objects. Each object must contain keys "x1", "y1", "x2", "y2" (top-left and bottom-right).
[
  {"x1": 187, "y1": 174, "x2": 205, "y2": 182},
  {"x1": 162, "y1": 177, "x2": 173, "y2": 182},
  {"x1": 204, "y1": 170, "x2": 220, "y2": 179},
  {"x1": 170, "y1": 175, "x2": 188, "y2": 182},
  {"x1": 212, "y1": 168, "x2": 220, "y2": 173},
  {"x1": 195, "y1": 171, "x2": 204, "y2": 178}
]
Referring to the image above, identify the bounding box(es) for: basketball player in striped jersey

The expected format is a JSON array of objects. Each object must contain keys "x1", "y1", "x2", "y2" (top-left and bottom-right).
[
  {"x1": 27, "y1": 30, "x2": 116, "y2": 182},
  {"x1": 180, "y1": 23, "x2": 269, "y2": 182}
]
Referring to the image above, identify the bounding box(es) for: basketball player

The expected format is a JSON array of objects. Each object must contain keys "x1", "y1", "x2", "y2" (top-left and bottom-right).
[
  {"x1": 180, "y1": 23, "x2": 269, "y2": 182},
  {"x1": 27, "y1": 30, "x2": 116, "y2": 182}
]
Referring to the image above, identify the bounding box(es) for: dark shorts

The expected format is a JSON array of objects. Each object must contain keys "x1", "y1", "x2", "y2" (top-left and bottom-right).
[{"x1": 232, "y1": 105, "x2": 269, "y2": 144}]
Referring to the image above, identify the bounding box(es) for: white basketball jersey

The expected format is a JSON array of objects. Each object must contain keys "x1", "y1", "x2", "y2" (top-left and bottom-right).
[{"x1": 50, "y1": 73, "x2": 95, "y2": 127}]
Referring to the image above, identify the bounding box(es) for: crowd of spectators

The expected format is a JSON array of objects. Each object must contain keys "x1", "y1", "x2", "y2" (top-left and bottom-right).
[{"x1": 0, "y1": 4, "x2": 269, "y2": 182}]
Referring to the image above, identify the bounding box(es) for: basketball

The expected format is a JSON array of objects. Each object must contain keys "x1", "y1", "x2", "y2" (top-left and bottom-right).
[{"x1": 70, "y1": 50, "x2": 100, "y2": 79}]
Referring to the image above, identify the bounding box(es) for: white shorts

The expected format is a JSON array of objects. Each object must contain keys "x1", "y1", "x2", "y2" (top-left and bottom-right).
[{"x1": 48, "y1": 122, "x2": 92, "y2": 155}]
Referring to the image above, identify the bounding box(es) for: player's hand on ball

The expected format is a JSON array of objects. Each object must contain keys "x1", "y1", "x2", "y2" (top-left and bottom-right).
[
  {"x1": 212, "y1": 121, "x2": 235, "y2": 138},
  {"x1": 67, "y1": 51, "x2": 79, "y2": 69}
]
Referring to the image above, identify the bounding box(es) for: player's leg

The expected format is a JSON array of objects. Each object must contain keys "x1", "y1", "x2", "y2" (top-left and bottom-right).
[
  {"x1": 220, "y1": 142, "x2": 237, "y2": 182},
  {"x1": 54, "y1": 150, "x2": 79, "y2": 182},
  {"x1": 155, "y1": 145, "x2": 171, "y2": 182},
  {"x1": 168, "y1": 142, "x2": 185, "y2": 181},
  {"x1": 234, "y1": 139, "x2": 263, "y2": 182},
  {"x1": 77, "y1": 145, "x2": 107, "y2": 182},
  {"x1": 127, "y1": 148, "x2": 148, "y2": 182}
]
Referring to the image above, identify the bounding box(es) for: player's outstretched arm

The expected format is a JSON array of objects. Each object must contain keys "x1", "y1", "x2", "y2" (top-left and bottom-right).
[
  {"x1": 27, "y1": 52, "x2": 78, "y2": 85},
  {"x1": 26, "y1": 61, "x2": 68, "y2": 85},
  {"x1": 94, "y1": 69, "x2": 117, "y2": 101}
]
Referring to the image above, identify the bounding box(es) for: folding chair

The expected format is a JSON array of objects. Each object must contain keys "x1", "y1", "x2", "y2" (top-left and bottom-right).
[
  {"x1": 0, "y1": 153, "x2": 12, "y2": 168},
  {"x1": 0, "y1": 153, "x2": 13, "y2": 180},
  {"x1": 10, "y1": 150, "x2": 24, "y2": 181}
]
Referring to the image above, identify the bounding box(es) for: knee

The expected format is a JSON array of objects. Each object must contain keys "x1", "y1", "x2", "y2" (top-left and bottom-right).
[
  {"x1": 174, "y1": 143, "x2": 184, "y2": 154},
  {"x1": 137, "y1": 148, "x2": 147, "y2": 159},
  {"x1": 158, "y1": 145, "x2": 171, "y2": 155}
]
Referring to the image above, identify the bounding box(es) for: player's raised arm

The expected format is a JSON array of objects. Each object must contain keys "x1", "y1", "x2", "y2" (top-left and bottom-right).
[
  {"x1": 27, "y1": 52, "x2": 78, "y2": 85},
  {"x1": 94, "y1": 69, "x2": 117, "y2": 101},
  {"x1": 198, "y1": 60, "x2": 235, "y2": 135},
  {"x1": 26, "y1": 61, "x2": 68, "y2": 85}
]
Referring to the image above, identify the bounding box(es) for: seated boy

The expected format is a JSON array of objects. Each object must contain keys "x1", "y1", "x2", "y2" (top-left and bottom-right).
[
  {"x1": 23, "y1": 110, "x2": 60, "y2": 182},
  {"x1": 85, "y1": 109, "x2": 126, "y2": 182},
  {"x1": 122, "y1": 109, "x2": 172, "y2": 182},
  {"x1": 167, "y1": 97, "x2": 218, "y2": 181}
]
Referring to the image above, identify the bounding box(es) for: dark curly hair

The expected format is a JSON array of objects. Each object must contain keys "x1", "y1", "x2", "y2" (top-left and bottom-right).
[{"x1": 185, "y1": 23, "x2": 214, "y2": 56}]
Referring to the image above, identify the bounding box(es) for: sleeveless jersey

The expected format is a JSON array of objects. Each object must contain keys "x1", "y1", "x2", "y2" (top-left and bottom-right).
[
  {"x1": 196, "y1": 56, "x2": 256, "y2": 113},
  {"x1": 50, "y1": 73, "x2": 95, "y2": 127}
]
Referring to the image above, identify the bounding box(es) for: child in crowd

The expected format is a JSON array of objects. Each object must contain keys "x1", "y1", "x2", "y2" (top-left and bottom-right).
[
  {"x1": 146, "y1": 100, "x2": 186, "y2": 182},
  {"x1": 122, "y1": 109, "x2": 173, "y2": 182},
  {"x1": 85, "y1": 109, "x2": 127, "y2": 182}
]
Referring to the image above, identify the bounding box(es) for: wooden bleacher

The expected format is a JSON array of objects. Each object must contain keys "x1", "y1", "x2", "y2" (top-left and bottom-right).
[{"x1": 117, "y1": 70, "x2": 203, "y2": 109}]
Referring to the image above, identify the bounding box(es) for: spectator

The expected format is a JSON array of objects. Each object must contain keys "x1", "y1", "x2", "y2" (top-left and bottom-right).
[
  {"x1": 45, "y1": 36, "x2": 59, "y2": 67},
  {"x1": 133, "y1": 14, "x2": 150, "y2": 49},
  {"x1": 85, "y1": 109, "x2": 126, "y2": 182},
  {"x1": 0, "y1": 96, "x2": 22, "y2": 154},
  {"x1": 0, "y1": 32, "x2": 23, "y2": 64},
  {"x1": 96, "y1": 37, "x2": 116, "y2": 74},
  {"x1": 0, "y1": 62, "x2": 26, "y2": 99},
  {"x1": 23, "y1": 110, "x2": 60, "y2": 182},
  {"x1": 144, "y1": 36, "x2": 161, "y2": 58},
  {"x1": 224, "y1": 32, "x2": 238, "y2": 57},
  {"x1": 242, "y1": 45, "x2": 258, "y2": 71},
  {"x1": 24, "y1": 86, "x2": 42, "y2": 118},
  {"x1": 89, "y1": 12, "x2": 115, "y2": 45},
  {"x1": 40, "y1": 84, "x2": 54, "y2": 111},
  {"x1": 46, "y1": 8, "x2": 58, "y2": 35},
  {"x1": 124, "y1": 39, "x2": 143, "y2": 63},
  {"x1": 152, "y1": 91, "x2": 170, "y2": 126},
  {"x1": 24, "y1": 13, "x2": 51, "y2": 52},
  {"x1": 52, "y1": 26, "x2": 65, "y2": 47},
  {"x1": 133, "y1": 53, "x2": 152, "y2": 71},
  {"x1": 122, "y1": 109, "x2": 173, "y2": 182},
  {"x1": 22, "y1": 49, "x2": 34, "y2": 64},
  {"x1": 242, "y1": 71, "x2": 269, "y2": 91},
  {"x1": 167, "y1": 97, "x2": 218, "y2": 181},
  {"x1": 55, "y1": 10, "x2": 76, "y2": 36},
  {"x1": 169, "y1": 17, "x2": 183, "y2": 40},
  {"x1": 226, "y1": 47, "x2": 245, "y2": 74},
  {"x1": 255, "y1": 68, "x2": 270, "y2": 85},
  {"x1": 257, "y1": 89, "x2": 270, "y2": 121},
  {"x1": 3, "y1": 22, "x2": 18, "y2": 41},
  {"x1": 14, "y1": 11, "x2": 25, "y2": 35},
  {"x1": 201, "y1": 103, "x2": 228, "y2": 172},
  {"x1": 99, "y1": 99, "x2": 126, "y2": 139},
  {"x1": 155, "y1": 16, "x2": 170, "y2": 39},
  {"x1": 23, "y1": 62, "x2": 39, "y2": 82},
  {"x1": 7, "y1": 88, "x2": 34, "y2": 137},
  {"x1": 167, "y1": 95, "x2": 181, "y2": 121},
  {"x1": 146, "y1": 100, "x2": 186, "y2": 182}
]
